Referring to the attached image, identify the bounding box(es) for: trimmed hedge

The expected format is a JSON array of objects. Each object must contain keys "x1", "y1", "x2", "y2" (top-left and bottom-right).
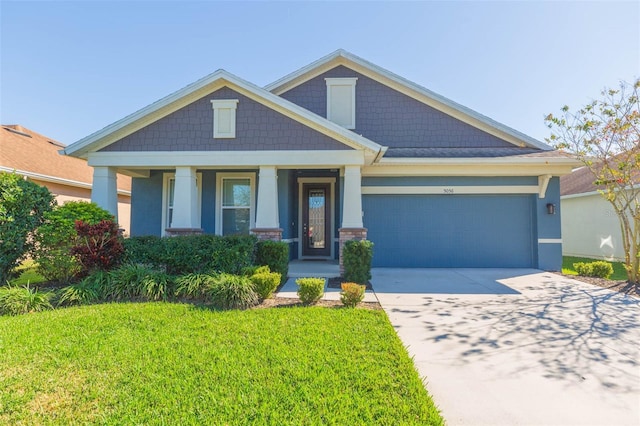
[
  {"x1": 573, "y1": 261, "x2": 614, "y2": 279},
  {"x1": 343, "y1": 240, "x2": 373, "y2": 284},
  {"x1": 256, "y1": 240, "x2": 289, "y2": 283},
  {"x1": 123, "y1": 234, "x2": 257, "y2": 275}
]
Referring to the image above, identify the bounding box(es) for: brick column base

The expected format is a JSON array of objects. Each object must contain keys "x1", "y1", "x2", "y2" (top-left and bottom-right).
[
  {"x1": 251, "y1": 228, "x2": 283, "y2": 241},
  {"x1": 165, "y1": 228, "x2": 204, "y2": 236},
  {"x1": 339, "y1": 227, "x2": 367, "y2": 275}
]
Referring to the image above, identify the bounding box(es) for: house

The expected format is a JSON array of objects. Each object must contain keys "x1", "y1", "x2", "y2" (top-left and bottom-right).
[
  {"x1": 61, "y1": 50, "x2": 578, "y2": 270},
  {"x1": 561, "y1": 165, "x2": 637, "y2": 261},
  {"x1": 0, "y1": 124, "x2": 132, "y2": 233}
]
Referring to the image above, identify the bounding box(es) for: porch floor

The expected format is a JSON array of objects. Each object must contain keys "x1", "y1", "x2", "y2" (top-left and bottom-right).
[{"x1": 287, "y1": 260, "x2": 340, "y2": 278}]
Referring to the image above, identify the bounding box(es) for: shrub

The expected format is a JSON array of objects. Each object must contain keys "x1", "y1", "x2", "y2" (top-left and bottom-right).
[
  {"x1": 58, "y1": 276, "x2": 104, "y2": 306},
  {"x1": 71, "y1": 220, "x2": 124, "y2": 275},
  {"x1": 240, "y1": 265, "x2": 271, "y2": 276},
  {"x1": 34, "y1": 201, "x2": 114, "y2": 283},
  {"x1": 141, "y1": 271, "x2": 175, "y2": 301},
  {"x1": 210, "y1": 235, "x2": 257, "y2": 275},
  {"x1": 208, "y1": 274, "x2": 259, "y2": 310},
  {"x1": 343, "y1": 240, "x2": 373, "y2": 284},
  {"x1": 0, "y1": 172, "x2": 55, "y2": 283},
  {"x1": 105, "y1": 263, "x2": 155, "y2": 300},
  {"x1": 340, "y1": 282, "x2": 366, "y2": 308},
  {"x1": 256, "y1": 240, "x2": 289, "y2": 284},
  {"x1": 175, "y1": 273, "x2": 215, "y2": 299},
  {"x1": 250, "y1": 271, "x2": 281, "y2": 300},
  {"x1": 122, "y1": 236, "x2": 165, "y2": 268},
  {"x1": 0, "y1": 284, "x2": 53, "y2": 315},
  {"x1": 296, "y1": 277, "x2": 325, "y2": 305},
  {"x1": 123, "y1": 235, "x2": 257, "y2": 276},
  {"x1": 574, "y1": 261, "x2": 614, "y2": 279}
]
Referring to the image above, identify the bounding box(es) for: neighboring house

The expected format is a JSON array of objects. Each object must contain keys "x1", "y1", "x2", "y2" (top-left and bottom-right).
[
  {"x1": 61, "y1": 50, "x2": 578, "y2": 270},
  {"x1": 1, "y1": 124, "x2": 132, "y2": 233},
  {"x1": 561, "y1": 165, "x2": 637, "y2": 261}
]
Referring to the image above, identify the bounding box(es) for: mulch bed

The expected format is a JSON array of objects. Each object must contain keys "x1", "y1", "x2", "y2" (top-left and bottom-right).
[{"x1": 563, "y1": 274, "x2": 640, "y2": 298}]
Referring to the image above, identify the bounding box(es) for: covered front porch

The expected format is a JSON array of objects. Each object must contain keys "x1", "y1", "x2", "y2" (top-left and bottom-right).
[{"x1": 90, "y1": 163, "x2": 368, "y2": 267}]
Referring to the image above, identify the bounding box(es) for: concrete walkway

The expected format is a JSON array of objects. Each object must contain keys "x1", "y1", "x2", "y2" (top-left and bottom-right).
[{"x1": 372, "y1": 268, "x2": 640, "y2": 426}]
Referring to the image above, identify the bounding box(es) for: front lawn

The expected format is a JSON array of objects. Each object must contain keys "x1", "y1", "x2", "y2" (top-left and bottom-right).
[
  {"x1": 0, "y1": 303, "x2": 443, "y2": 425},
  {"x1": 8, "y1": 260, "x2": 46, "y2": 286},
  {"x1": 562, "y1": 256, "x2": 628, "y2": 280}
]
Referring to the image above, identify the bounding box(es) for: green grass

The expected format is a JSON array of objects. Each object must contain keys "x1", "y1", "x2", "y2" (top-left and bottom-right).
[
  {"x1": 562, "y1": 256, "x2": 628, "y2": 280},
  {"x1": 8, "y1": 260, "x2": 46, "y2": 286},
  {"x1": 0, "y1": 303, "x2": 443, "y2": 425}
]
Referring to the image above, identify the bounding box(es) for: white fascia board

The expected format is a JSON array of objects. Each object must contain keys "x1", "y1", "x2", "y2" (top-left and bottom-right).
[
  {"x1": 266, "y1": 49, "x2": 551, "y2": 150},
  {"x1": 63, "y1": 67, "x2": 381, "y2": 159},
  {"x1": 0, "y1": 166, "x2": 131, "y2": 196},
  {"x1": 87, "y1": 150, "x2": 365, "y2": 168}
]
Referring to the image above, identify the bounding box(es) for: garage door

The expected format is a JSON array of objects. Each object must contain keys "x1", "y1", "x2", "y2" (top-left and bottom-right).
[{"x1": 362, "y1": 194, "x2": 535, "y2": 268}]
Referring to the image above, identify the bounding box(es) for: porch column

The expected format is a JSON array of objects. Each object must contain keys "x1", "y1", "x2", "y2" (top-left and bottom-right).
[
  {"x1": 92, "y1": 166, "x2": 118, "y2": 222},
  {"x1": 252, "y1": 166, "x2": 282, "y2": 241},
  {"x1": 169, "y1": 166, "x2": 200, "y2": 234},
  {"x1": 339, "y1": 165, "x2": 367, "y2": 274}
]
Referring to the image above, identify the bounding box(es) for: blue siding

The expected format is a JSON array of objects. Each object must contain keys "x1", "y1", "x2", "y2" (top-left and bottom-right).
[
  {"x1": 363, "y1": 194, "x2": 535, "y2": 268},
  {"x1": 280, "y1": 65, "x2": 513, "y2": 149},
  {"x1": 130, "y1": 171, "x2": 164, "y2": 236},
  {"x1": 537, "y1": 177, "x2": 562, "y2": 270},
  {"x1": 363, "y1": 176, "x2": 538, "y2": 187},
  {"x1": 200, "y1": 171, "x2": 216, "y2": 234}
]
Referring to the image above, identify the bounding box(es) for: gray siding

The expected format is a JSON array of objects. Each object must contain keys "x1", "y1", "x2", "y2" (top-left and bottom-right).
[
  {"x1": 101, "y1": 87, "x2": 349, "y2": 152},
  {"x1": 280, "y1": 65, "x2": 514, "y2": 149}
]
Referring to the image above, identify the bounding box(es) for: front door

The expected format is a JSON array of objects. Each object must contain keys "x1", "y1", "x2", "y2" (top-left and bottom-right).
[{"x1": 302, "y1": 183, "x2": 331, "y2": 257}]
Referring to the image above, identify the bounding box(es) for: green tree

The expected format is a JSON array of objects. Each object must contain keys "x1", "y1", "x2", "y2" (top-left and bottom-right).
[
  {"x1": 546, "y1": 79, "x2": 640, "y2": 285},
  {"x1": 34, "y1": 201, "x2": 114, "y2": 283},
  {"x1": 0, "y1": 172, "x2": 55, "y2": 283}
]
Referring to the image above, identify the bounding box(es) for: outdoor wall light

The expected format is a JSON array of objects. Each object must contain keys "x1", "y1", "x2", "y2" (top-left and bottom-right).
[{"x1": 546, "y1": 203, "x2": 556, "y2": 215}]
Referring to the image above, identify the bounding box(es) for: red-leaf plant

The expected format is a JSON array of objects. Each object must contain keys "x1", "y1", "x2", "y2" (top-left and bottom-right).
[{"x1": 70, "y1": 219, "x2": 124, "y2": 275}]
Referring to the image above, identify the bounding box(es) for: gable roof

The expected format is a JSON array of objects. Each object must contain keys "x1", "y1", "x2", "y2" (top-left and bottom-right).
[
  {"x1": 62, "y1": 70, "x2": 383, "y2": 159},
  {"x1": 1, "y1": 124, "x2": 131, "y2": 193},
  {"x1": 266, "y1": 49, "x2": 551, "y2": 151}
]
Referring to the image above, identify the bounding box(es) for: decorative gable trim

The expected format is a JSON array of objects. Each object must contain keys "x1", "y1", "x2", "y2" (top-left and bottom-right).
[
  {"x1": 63, "y1": 70, "x2": 382, "y2": 161},
  {"x1": 266, "y1": 49, "x2": 551, "y2": 151}
]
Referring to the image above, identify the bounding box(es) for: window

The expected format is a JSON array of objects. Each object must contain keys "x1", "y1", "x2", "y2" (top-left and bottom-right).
[
  {"x1": 210, "y1": 99, "x2": 239, "y2": 138},
  {"x1": 325, "y1": 78, "x2": 357, "y2": 129},
  {"x1": 162, "y1": 173, "x2": 202, "y2": 235},
  {"x1": 215, "y1": 173, "x2": 255, "y2": 235}
]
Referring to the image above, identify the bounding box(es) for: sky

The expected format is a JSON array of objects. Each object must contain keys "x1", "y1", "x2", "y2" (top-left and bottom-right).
[{"x1": 1, "y1": 1, "x2": 639, "y2": 146}]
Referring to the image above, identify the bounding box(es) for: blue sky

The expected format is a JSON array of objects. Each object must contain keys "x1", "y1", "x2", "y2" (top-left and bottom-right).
[{"x1": 1, "y1": 1, "x2": 638, "y2": 145}]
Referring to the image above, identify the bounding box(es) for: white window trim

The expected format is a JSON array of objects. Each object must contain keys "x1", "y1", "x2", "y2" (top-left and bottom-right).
[
  {"x1": 210, "y1": 99, "x2": 239, "y2": 139},
  {"x1": 325, "y1": 77, "x2": 357, "y2": 129},
  {"x1": 215, "y1": 172, "x2": 256, "y2": 235},
  {"x1": 161, "y1": 172, "x2": 202, "y2": 236}
]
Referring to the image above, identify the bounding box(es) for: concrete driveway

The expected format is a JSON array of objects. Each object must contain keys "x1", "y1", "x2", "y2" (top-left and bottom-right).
[{"x1": 372, "y1": 268, "x2": 640, "y2": 426}]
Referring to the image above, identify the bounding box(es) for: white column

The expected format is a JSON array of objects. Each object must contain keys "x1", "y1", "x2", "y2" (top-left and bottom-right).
[
  {"x1": 92, "y1": 166, "x2": 118, "y2": 222},
  {"x1": 342, "y1": 165, "x2": 363, "y2": 228},
  {"x1": 255, "y1": 166, "x2": 279, "y2": 228},
  {"x1": 171, "y1": 167, "x2": 198, "y2": 228}
]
